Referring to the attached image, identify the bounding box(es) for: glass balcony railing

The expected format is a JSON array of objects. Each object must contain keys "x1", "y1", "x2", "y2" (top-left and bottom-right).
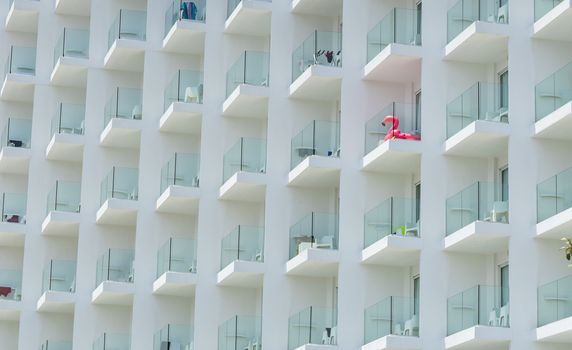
[
  {"x1": 104, "y1": 88, "x2": 143, "y2": 128},
  {"x1": 95, "y1": 249, "x2": 135, "y2": 286},
  {"x1": 447, "y1": 285, "x2": 509, "y2": 335},
  {"x1": 160, "y1": 153, "x2": 200, "y2": 194},
  {"x1": 218, "y1": 315, "x2": 262, "y2": 350},
  {"x1": 2, "y1": 118, "x2": 32, "y2": 149},
  {"x1": 446, "y1": 182, "x2": 508, "y2": 235},
  {"x1": 108, "y1": 10, "x2": 147, "y2": 50},
  {"x1": 93, "y1": 333, "x2": 131, "y2": 350},
  {"x1": 1, "y1": 193, "x2": 27, "y2": 224},
  {"x1": 39, "y1": 340, "x2": 73, "y2": 350},
  {"x1": 537, "y1": 166, "x2": 572, "y2": 223},
  {"x1": 42, "y1": 260, "x2": 76, "y2": 293},
  {"x1": 367, "y1": 8, "x2": 421, "y2": 63},
  {"x1": 364, "y1": 197, "x2": 419, "y2": 249},
  {"x1": 538, "y1": 274, "x2": 572, "y2": 326},
  {"x1": 292, "y1": 31, "x2": 342, "y2": 82},
  {"x1": 364, "y1": 102, "x2": 421, "y2": 155},
  {"x1": 154, "y1": 324, "x2": 194, "y2": 350},
  {"x1": 165, "y1": 0, "x2": 206, "y2": 35},
  {"x1": 289, "y1": 212, "x2": 338, "y2": 259},
  {"x1": 535, "y1": 0, "x2": 565, "y2": 21},
  {"x1": 364, "y1": 297, "x2": 418, "y2": 343},
  {"x1": 46, "y1": 181, "x2": 81, "y2": 214},
  {"x1": 100, "y1": 167, "x2": 139, "y2": 205},
  {"x1": 291, "y1": 120, "x2": 340, "y2": 170},
  {"x1": 535, "y1": 62, "x2": 572, "y2": 121},
  {"x1": 446, "y1": 82, "x2": 508, "y2": 138},
  {"x1": 0, "y1": 269, "x2": 21, "y2": 301},
  {"x1": 51, "y1": 103, "x2": 85, "y2": 136},
  {"x1": 164, "y1": 70, "x2": 204, "y2": 111},
  {"x1": 220, "y1": 226, "x2": 264, "y2": 269},
  {"x1": 53, "y1": 28, "x2": 89, "y2": 68},
  {"x1": 222, "y1": 138, "x2": 267, "y2": 183},
  {"x1": 157, "y1": 237, "x2": 197, "y2": 277},
  {"x1": 447, "y1": 0, "x2": 509, "y2": 42},
  {"x1": 226, "y1": 51, "x2": 270, "y2": 98},
  {"x1": 288, "y1": 306, "x2": 337, "y2": 349},
  {"x1": 4, "y1": 46, "x2": 36, "y2": 77}
]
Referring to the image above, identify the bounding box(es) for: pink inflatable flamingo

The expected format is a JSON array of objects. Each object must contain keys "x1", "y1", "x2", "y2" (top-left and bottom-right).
[{"x1": 382, "y1": 115, "x2": 421, "y2": 141}]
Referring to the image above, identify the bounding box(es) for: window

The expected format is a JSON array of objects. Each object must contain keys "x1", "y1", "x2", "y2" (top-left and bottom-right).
[
  {"x1": 499, "y1": 70, "x2": 508, "y2": 111},
  {"x1": 416, "y1": 1, "x2": 422, "y2": 44},
  {"x1": 415, "y1": 90, "x2": 422, "y2": 133},
  {"x1": 413, "y1": 276, "x2": 420, "y2": 315},
  {"x1": 500, "y1": 264, "x2": 509, "y2": 306},
  {"x1": 415, "y1": 182, "x2": 421, "y2": 223},
  {"x1": 500, "y1": 167, "x2": 508, "y2": 202}
]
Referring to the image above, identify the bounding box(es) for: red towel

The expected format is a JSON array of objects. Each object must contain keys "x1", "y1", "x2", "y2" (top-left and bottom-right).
[{"x1": 0, "y1": 286, "x2": 12, "y2": 297}]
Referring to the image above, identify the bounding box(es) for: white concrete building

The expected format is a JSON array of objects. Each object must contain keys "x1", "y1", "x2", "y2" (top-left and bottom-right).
[{"x1": 0, "y1": 0, "x2": 572, "y2": 349}]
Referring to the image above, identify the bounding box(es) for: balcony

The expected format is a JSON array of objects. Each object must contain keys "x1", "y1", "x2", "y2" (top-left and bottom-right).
[
  {"x1": 0, "y1": 193, "x2": 26, "y2": 247},
  {"x1": 363, "y1": 103, "x2": 422, "y2": 173},
  {"x1": 445, "y1": 182, "x2": 509, "y2": 253},
  {"x1": 362, "y1": 197, "x2": 421, "y2": 266},
  {"x1": 96, "y1": 167, "x2": 138, "y2": 226},
  {"x1": 55, "y1": 0, "x2": 90, "y2": 16},
  {"x1": 219, "y1": 315, "x2": 262, "y2": 349},
  {"x1": 92, "y1": 249, "x2": 135, "y2": 305},
  {"x1": 154, "y1": 324, "x2": 193, "y2": 350},
  {"x1": 163, "y1": 0, "x2": 206, "y2": 54},
  {"x1": 160, "y1": 70, "x2": 203, "y2": 135},
  {"x1": 51, "y1": 29, "x2": 89, "y2": 88},
  {"x1": 0, "y1": 269, "x2": 21, "y2": 320},
  {"x1": 534, "y1": 62, "x2": 572, "y2": 140},
  {"x1": 218, "y1": 226, "x2": 264, "y2": 288},
  {"x1": 46, "y1": 103, "x2": 85, "y2": 162},
  {"x1": 537, "y1": 274, "x2": 572, "y2": 342},
  {"x1": 445, "y1": 82, "x2": 509, "y2": 157},
  {"x1": 39, "y1": 341, "x2": 72, "y2": 350},
  {"x1": 533, "y1": 0, "x2": 572, "y2": 41},
  {"x1": 444, "y1": 0, "x2": 509, "y2": 63},
  {"x1": 100, "y1": 88, "x2": 142, "y2": 149},
  {"x1": 157, "y1": 153, "x2": 200, "y2": 215},
  {"x1": 93, "y1": 334, "x2": 130, "y2": 350},
  {"x1": 536, "y1": 166, "x2": 572, "y2": 238},
  {"x1": 0, "y1": 118, "x2": 32, "y2": 174},
  {"x1": 290, "y1": 31, "x2": 342, "y2": 101},
  {"x1": 220, "y1": 138, "x2": 267, "y2": 202},
  {"x1": 104, "y1": 10, "x2": 147, "y2": 72},
  {"x1": 364, "y1": 8, "x2": 422, "y2": 82},
  {"x1": 0, "y1": 210, "x2": 25, "y2": 248},
  {"x1": 153, "y1": 238, "x2": 197, "y2": 297},
  {"x1": 288, "y1": 307, "x2": 337, "y2": 349},
  {"x1": 289, "y1": 120, "x2": 340, "y2": 187},
  {"x1": 363, "y1": 297, "x2": 420, "y2": 350},
  {"x1": 223, "y1": 51, "x2": 270, "y2": 119},
  {"x1": 41, "y1": 181, "x2": 81, "y2": 237},
  {"x1": 446, "y1": 285, "x2": 510, "y2": 349},
  {"x1": 286, "y1": 212, "x2": 339, "y2": 277},
  {"x1": 37, "y1": 260, "x2": 76, "y2": 313},
  {"x1": 1, "y1": 46, "x2": 36, "y2": 102},
  {"x1": 225, "y1": 0, "x2": 272, "y2": 36},
  {"x1": 5, "y1": 0, "x2": 39, "y2": 33}
]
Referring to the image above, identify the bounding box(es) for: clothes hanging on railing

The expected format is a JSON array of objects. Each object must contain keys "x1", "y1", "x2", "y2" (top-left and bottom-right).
[{"x1": 180, "y1": 1, "x2": 198, "y2": 20}]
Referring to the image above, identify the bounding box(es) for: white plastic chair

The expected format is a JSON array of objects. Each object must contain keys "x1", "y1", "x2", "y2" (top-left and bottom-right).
[
  {"x1": 404, "y1": 314, "x2": 419, "y2": 336},
  {"x1": 132, "y1": 104, "x2": 142, "y2": 120},
  {"x1": 185, "y1": 86, "x2": 200, "y2": 103},
  {"x1": 314, "y1": 235, "x2": 334, "y2": 249},
  {"x1": 491, "y1": 201, "x2": 509, "y2": 223},
  {"x1": 488, "y1": 309, "x2": 498, "y2": 326},
  {"x1": 500, "y1": 304, "x2": 510, "y2": 327}
]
